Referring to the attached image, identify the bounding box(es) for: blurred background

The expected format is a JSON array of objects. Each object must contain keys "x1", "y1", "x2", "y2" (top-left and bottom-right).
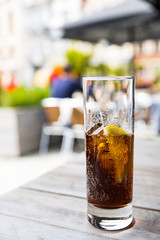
[{"x1": 0, "y1": 0, "x2": 160, "y2": 194}]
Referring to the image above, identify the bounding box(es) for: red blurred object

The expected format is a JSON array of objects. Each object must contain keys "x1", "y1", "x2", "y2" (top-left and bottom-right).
[
  {"x1": 3, "y1": 76, "x2": 18, "y2": 92},
  {"x1": 50, "y1": 66, "x2": 63, "y2": 83}
]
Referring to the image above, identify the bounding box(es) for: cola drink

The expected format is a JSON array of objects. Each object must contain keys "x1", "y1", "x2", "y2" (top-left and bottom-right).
[{"x1": 86, "y1": 123, "x2": 134, "y2": 208}]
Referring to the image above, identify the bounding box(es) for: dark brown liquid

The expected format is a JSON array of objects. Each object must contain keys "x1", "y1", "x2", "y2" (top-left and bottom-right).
[{"x1": 86, "y1": 123, "x2": 134, "y2": 208}]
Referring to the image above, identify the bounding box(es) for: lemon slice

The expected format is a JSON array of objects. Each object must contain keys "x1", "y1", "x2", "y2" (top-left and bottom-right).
[
  {"x1": 104, "y1": 126, "x2": 128, "y2": 183},
  {"x1": 104, "y1": 125, "x2": 127, "y2": 136}
]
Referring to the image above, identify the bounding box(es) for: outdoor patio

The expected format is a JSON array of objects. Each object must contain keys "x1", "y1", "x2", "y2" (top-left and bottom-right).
[{"x1": 0, "y1": 0, "x2": 160, "y2": 239}]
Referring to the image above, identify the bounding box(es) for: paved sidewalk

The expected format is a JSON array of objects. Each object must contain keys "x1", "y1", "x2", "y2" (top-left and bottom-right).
[{"x1": 0, "y1": 151, "x2": 77, "y2": 196}]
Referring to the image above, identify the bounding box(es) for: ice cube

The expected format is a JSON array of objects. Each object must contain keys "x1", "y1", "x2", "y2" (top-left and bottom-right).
[{"x1": 91, "y1": 124, "x2": 104, "y2": 135}]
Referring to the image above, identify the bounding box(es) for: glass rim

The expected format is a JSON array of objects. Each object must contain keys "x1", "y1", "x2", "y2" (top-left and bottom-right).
[{"x1": 83, "y1": 76, "x2": 135, "y2": 81}]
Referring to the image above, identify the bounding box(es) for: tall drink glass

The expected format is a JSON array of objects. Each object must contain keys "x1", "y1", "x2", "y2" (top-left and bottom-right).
[{"x1": 83, "y1": 76, "x2": 135, "y2": 230}]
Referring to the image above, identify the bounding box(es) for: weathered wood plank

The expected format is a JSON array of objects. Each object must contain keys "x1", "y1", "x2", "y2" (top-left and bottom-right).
[
  {"x1": 133, "y1": 168, "x2": 160, "y2": 209},
  {"x1": 0, "y1": 188, "x2": 159, "y2": 240},
  {"x1": 0, "y1": 214, "x2": 116, "y2": 240},
  {"x1": 22, "y1": 161, "x2": 160, "y2": 211},
  {"x1": 134, "y1": 138, "x2": 160, "y2": 171},
  {"x1": 0, "y1": 137, "x2": 159, "y2": 239},
  {"x1": 22, "y1": 160, "x2": 86, "y2": 194}
]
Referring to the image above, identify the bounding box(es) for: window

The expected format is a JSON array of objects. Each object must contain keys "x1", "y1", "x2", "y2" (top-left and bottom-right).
[
  {"x1": 0, "y1": 48, "x2": 2, "y2": 56},
  {"x1": 9, "y1": 47, "x2": 16, "y2": 58},
  {"x1": 0, "y1": 17, "x2": 1, "y2": 36},
  {"x1": 8, "y1": 12, "x2": 14, "y2": 34}
]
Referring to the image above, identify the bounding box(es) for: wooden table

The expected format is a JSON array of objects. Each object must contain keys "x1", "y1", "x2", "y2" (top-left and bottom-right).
[{"x1": 0, "y1": 138, "x2": 160, "y2": 239}]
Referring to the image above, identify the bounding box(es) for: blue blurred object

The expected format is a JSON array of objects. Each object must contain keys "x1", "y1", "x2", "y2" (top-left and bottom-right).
[{"x1": 52, "y1": 78, "x2": 82, "y2": 98}]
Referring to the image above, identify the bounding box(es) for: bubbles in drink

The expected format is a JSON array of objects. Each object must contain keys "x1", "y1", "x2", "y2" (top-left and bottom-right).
[{"x1": 86, "y1": 123, "x2": 134, "y2": 208}]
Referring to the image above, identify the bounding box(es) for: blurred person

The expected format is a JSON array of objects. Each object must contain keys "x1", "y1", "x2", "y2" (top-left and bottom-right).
[
  {"x1": 86, "y1": 80, "x2": 96, "y2": 101},
  {"x1": 51, "y1": 64, "x2": 82, "y2": 98}
]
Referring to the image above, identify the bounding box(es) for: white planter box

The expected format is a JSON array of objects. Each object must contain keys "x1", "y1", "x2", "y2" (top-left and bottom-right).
[{"x1": 0, "y1": 107, "x2": 44, "y2": 156}]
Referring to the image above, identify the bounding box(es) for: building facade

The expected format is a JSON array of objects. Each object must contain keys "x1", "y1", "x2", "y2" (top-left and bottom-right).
[
  {"x1": 0, "y1": 0, "x2": 83, "y2": 86},
  {"x1": 0, "y1": 0, "x2": 134, "y2": 86},
  {"x1": 0, "y1": 0, "x2": 24, "y2": 85}
]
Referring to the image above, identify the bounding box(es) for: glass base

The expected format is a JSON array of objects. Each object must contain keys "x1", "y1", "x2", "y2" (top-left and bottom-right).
[{"x1": 88, "y1": 202, "x2": 133, "y2": 231}]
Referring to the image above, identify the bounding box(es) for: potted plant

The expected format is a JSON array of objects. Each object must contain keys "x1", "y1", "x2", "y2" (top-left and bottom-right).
[{"x1": 0, "y1": 86, "x2": 49, "y2": 156}]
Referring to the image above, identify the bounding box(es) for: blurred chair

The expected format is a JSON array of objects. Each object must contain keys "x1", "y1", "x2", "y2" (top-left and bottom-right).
[
  {"x1": 39, "y1": 98, "x2": 63, "y2": 154},
  {"x1": 39, "y1": 98, "x2": 84, "y2": 154},
  {"x1": 150, "y1": 94, "x2": 160, "y2": 135},
  {"x1": 61, "y1": 107, "x2": 84, "y2": 152},
  {"x1": 71, "y1": 107, "x2": 84, "y2": 126}
]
